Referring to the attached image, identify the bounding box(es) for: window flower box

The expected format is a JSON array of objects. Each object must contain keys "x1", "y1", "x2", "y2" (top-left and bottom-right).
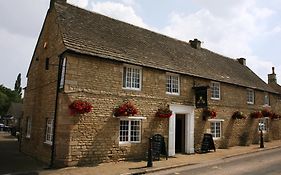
[
  {"x1": 156, "y1": 106, "x2": 172, "y2": 118},
  {"x1": 202, "y1": 108, "x2": 216, "y2": 120},
  {"x1": 232, "y1": 111, "x2": 246, "y2": 119},
  {"x1": 113, "y1": 101, "x2": 138, "y2": 117},
  {"x1": 69, "y1": 100, "x2": 93, "y2": 115}
]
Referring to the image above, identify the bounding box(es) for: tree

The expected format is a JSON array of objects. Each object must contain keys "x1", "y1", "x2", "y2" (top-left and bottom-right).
[
  {"x1": 14, "y1": 73, "x2": 22, "y2": 97},
  {"x1": 0, "y1": 85, "x2": 21, "y2": 116}
]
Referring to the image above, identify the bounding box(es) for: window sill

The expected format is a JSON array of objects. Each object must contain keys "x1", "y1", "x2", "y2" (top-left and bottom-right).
[
  {"x1": 25, "y1": 136, "x2": 31, "y2": 139},
  {"x1": 119, "y1": 141, "x2": 141, "y2": 145},
  {"x1": 211, "y1": 97, "x2": 220, "y2": 100},
  {"x1": 247, "y1": 102, "x2": 254, "y2": 105},
  {"x1": 166, "y1": 92, "x2": 180, "y2": 96},
  {"x1": 122, "y1": 87, "x2": 141, "y2": 91},
  {"x1": 44, "y1": 141, "x2": 53, "y2": 146}
]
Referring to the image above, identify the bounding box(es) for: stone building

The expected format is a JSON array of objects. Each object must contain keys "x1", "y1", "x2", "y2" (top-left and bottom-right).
[{"x1": 21, "y1": 0, "x2": 281, "y2": 167}]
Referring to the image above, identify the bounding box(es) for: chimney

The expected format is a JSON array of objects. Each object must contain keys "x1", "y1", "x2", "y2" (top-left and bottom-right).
[
  {"x1": 268, "y1": 67, "x2": 277, "y2": 84},
  {"x1": 189, "y1": 39, "x2": 201, "y2": 49},
  {"x1": 50, "y1": 0, "x2": 66, "y2": 8},
  {"x1": 237, "y1": 58, "x2": 246, "y2": 66}
]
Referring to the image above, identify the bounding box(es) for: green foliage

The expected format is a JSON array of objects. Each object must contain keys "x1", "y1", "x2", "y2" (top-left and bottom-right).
[
  {"x1": 0, "y1": 84, "x2": 21, "y2": 116},
  {"x1": 14, "y1": 73, "x2": 22, "y2": 97}
]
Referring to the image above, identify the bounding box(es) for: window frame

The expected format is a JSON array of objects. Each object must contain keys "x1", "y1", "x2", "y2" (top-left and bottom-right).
[
  {"x1": 210, "y1": 81, "x2": 220, "y2": 100},
  {"x1": 247, "y1": 89, "x2": 255, "y2": 104},
  {"x1": 122, "y1": 64, "x2": 142, "y2": 91},
  {"x1": 208, "y1": 119, "x2": 223, "y2": 140},
  {"x1": 59, "y1": 57, "x2": 67, "y2": 89},
  {"x1": 26, "y1": 117, "x2": 32, "y2": 138},
  {"x1": 119, "y1": 118, "x2": 141, "y2": 144},
  {"x1": 45, "y1": 118, "x2": 54, "y2": 145},
  {"x1": 264, "y1": 93, "x2": 270, "y2": 106},
  {"x1": 166, "y1": 73, "x2": 180, "y2": 95}
]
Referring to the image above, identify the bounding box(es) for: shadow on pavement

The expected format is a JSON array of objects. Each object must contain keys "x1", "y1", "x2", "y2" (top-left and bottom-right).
[{"x1": 0, "y1": 132, "x2": 47, "y2": 175}]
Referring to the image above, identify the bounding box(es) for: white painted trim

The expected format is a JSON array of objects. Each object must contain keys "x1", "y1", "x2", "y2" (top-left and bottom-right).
[{"x1": 168, "y1": 104, "x2": 195, "y2": 156}]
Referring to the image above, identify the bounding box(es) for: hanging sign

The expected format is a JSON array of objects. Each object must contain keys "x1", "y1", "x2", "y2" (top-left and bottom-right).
[{"x1": 193, "y1": 86, "x2": 208, "y2": 108}]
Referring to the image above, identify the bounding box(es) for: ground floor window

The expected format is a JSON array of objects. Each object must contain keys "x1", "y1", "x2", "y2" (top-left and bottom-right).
[
  {"x1": 119, "y1": 119, "x2": 141, "y2": 144},
  {"x1": 45, "y1": 118, "x2": 54, "y2": 145},
  {"x1": 259, "y1": 118, "x2": 269, "y2": 131},
  {"x1": 26, "y1": 117, "x2": 32, "y2": 138},
  {"x1": 209, "y1": 119, "x2": 223, "y2": 139}
]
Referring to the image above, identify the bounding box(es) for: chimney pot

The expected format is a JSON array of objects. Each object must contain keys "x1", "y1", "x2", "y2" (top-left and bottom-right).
[
  {"x1": 189, "y1": 39, "x2": 201, "y2": 49},
  {"x1": 50, "y1": 0, "x2": 66, "y2": 8},
  {"x1": 237, "y1": 58, "x2": 246, "y2": 66}
]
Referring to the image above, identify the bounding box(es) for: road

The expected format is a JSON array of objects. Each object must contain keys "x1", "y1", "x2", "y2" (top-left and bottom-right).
[
  {"x1": 0, "y1": 131, "x2": 47, "y2": 175},
  {"x1": 150, "y1": 147, "x2": 281, "y2": 175}
]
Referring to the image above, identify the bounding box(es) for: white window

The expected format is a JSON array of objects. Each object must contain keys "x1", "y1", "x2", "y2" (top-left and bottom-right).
[
  {"x1": 45, "y1": 118, "x2": 54, "y2": 145},
  {"x1": 166, "y1": 73, "x2": 180, "y2": 95},
  {"x1": 264, "y1": 94, "x2": 270, "y2": 106},
  {"x1": 26, "y1": 117, "x2": 32, "y2": 138},
  {"x1": 59, "y1": 57, "x2": 67, "y2": 89},
  {"x1": 210, "y1": 82, "x2": 220, "y2": 100},
  {"x1": 259, "y1": 118, "x2": 269, "y2": 132},
  {"x1": 119, "y1": 119, "x2": 141, "y2": 144},
  {"x1": 247, "y1": 89, "x2": 255, "y2": 104},
  {"x1": 210, "y1": 120, "x2": 222, "y2": 139},
  {"x1": 123, "y1": 65, "x2": 142, "y2": 90}
]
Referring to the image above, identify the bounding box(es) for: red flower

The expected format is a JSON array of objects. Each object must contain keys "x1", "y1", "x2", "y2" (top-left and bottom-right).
[
  {"x1": 261, "y1": 109, "x2": 273, "y2": 118},
  {"x1": 202, "y1": 108, "x2": 216, "y2": 120},
  {"x1": 232, "y1": 111, "x2": 246, "y2": 119},
  {"x1": 156, "y1": 106, "x2": 172, "y2": 118},
  {"x1": 250, "y1": 111, "x2": 262, "y2": 119},
  {"x1": 114, "y1": 101, "x2": 138, "y2": 117},
  {"x1": 69, "y1": 100, "x2": 93, "y2": 115}
]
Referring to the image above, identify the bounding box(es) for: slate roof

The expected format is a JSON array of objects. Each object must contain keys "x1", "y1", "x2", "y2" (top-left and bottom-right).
[{"x1": 54, "y1": 2, "x2": 277, "y2": 93}]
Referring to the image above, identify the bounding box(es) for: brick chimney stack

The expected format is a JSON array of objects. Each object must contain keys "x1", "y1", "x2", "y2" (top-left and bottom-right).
[
  {"x1": 50, "y1": 0, "x2": 66, "y2": 8},
  {"x1": 237, "y1": 58, "x2": 246, "y2": 66},
  {"x1": 268, "y1": 67, "x2": 277, "y2": 84},
  {"x1": 189, "y1": 39, "x2": 201, "y2": 49}
]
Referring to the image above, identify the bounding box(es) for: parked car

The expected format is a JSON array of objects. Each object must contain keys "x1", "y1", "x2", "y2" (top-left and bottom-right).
[{"x1": 0, "y1": 123, "x2": 4, "y2": 131}]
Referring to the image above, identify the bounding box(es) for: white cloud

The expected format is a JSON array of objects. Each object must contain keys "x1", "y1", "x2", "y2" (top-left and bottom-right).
[
  {"x1": 161, "y1": 0, "x2": 278, "y2": 83},
  {"x1": 90, "y1": 1, "x2": 148, "y2": 28},
  {"x1": 67, "y1": 0, "x2": 89, "y2": 8}
]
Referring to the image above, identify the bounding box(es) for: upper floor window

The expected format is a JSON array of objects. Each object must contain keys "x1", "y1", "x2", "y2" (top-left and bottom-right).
[
  {"x1": 26, "y1": 117, "x2": 32, "y2": 138},
  {"x1": 45, "y1": 118, "x2": 54, "y2": 145},
  {"x1": 119, "y1": 119, "x2": 141, "y2": 144},
  {"x1": 247, "y1": 89, "x2": 255, "y2": 104},
  {"x1": 166, "y1": 73, "x2": 180, "y2": 95},
  {"x1": 210, "y1": 82, "x2": 220, "y2": 100},
  {"x1": 264, "y1": 94, "x2": 270, "y2": 106},
  {"x1": 123, "y1": 65, "x2": 142, "y2": 90},
  {"x1": 59, "y1": 57, "x2": 67, "y2": 89}
]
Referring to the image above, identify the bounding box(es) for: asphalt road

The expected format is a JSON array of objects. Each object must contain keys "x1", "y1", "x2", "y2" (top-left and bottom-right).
[
  {"x1": 0, "y1": 132, "x2": 47, "y2": 175},
  {"x1": 150, "y1": 147, "x2": 281, "y2": 175}
]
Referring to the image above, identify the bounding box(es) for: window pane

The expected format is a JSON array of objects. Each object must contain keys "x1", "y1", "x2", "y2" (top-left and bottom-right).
[{"x1": 166, "y1": 74, "x2": 179, "y2": 94}]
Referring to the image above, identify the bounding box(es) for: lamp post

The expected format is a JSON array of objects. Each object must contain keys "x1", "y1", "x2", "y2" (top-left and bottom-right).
[{"x1": 147, "y1": 137, "x2": 153, "y2": 167}]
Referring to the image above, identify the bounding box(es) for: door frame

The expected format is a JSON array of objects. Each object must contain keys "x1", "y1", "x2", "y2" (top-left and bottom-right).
[{"x1": 168, "y1": 104, "x2": 195, "y2": 156}]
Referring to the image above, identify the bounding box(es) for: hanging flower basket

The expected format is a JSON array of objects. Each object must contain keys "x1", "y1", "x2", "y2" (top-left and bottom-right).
[
  {"x1": 232, "y1": 111, "x2": 246, "y2": 119},
  {"x1": 113, "y1": 101, "x2": 138, "y2": 117},
  {"x1": 270, "y1": 113, "x2": 281, "y2": 120},
  {"x1": 156, "y1": 106, "x2": 172, "y2": 118},
  {"x1": 261, "y1": 108, "x2": 273, "y2": 118},
  {"x1": 250, "y1": 111, "x2": 262, "y2": 119},
  {"x1": 69, "y1": 100, "x2": 93, "y2": 115},
  {"x1": 202, "y1": 108, "x2": 216, "y2": 120}
]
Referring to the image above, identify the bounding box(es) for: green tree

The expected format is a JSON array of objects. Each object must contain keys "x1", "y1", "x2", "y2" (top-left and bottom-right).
[
  {"x1": 14, "y1": 73, "x2": 22, "y2": 97},
  {"x1": 0, "y1": 85, "x2": 21, "y2": 116}
]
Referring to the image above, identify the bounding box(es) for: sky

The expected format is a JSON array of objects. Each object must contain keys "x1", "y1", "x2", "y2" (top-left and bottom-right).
[{"x1": 0, "y1": 0, "x2": 281, "y2": 90}]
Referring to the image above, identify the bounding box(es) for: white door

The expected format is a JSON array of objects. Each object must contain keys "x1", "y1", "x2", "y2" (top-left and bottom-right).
[{"x1": 168, "y1": 104, "x2": 195, "y2": 156}]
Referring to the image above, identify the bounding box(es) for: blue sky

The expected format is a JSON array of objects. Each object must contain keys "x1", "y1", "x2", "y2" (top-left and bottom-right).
[{"x1": 0, "y1": 0, "x2": 281, "y2": 89}]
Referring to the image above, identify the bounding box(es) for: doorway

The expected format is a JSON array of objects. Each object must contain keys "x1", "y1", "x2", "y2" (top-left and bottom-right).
[{"x1": 175, "y1": 114, "x2": 186, "y2": 153}]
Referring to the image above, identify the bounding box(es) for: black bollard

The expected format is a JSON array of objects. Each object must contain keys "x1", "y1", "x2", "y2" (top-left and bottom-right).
[
  {"x1": 147, "y1": 137, "x2": 153, "y2": 167},
  {"x1": 260, "y1": 128, "x2": 264, "y2": 148}
]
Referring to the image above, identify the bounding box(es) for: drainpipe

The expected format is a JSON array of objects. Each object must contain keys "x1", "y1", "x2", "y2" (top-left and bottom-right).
[{"x1": 50, "y1": 54, "x2": 64, "y2": 168}]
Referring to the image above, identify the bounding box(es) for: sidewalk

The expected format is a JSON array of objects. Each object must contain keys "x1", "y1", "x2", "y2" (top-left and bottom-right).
[{"x1": 41, "y1": 140, "x2": 281, "y2": 175}]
